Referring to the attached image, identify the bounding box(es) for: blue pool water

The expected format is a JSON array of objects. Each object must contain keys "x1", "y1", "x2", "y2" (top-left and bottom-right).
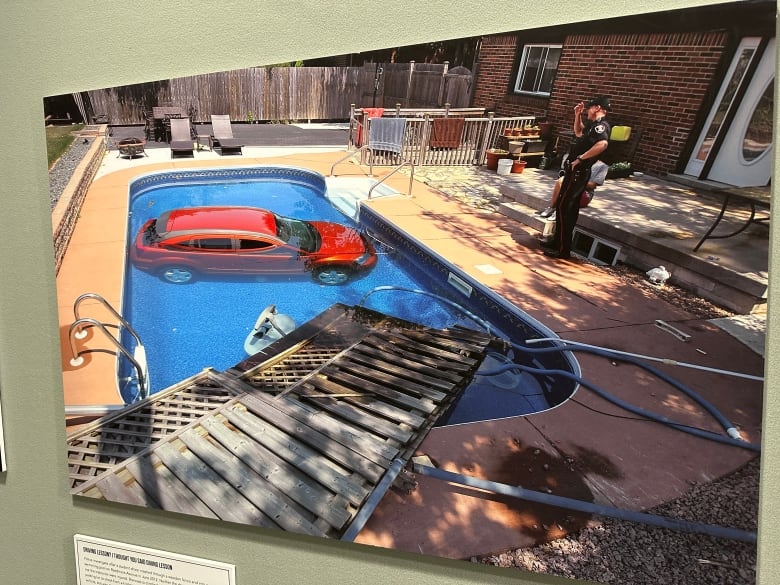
[{"x1": 119, "y1": 166, "x2": 578, "y2": 424}]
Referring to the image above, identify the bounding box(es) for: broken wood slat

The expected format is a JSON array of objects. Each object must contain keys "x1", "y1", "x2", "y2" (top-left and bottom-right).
[
  {"x1": 404, "y1": 326, "x2": 495, "y2": 353},
  {"x1": 352, "y1": 342, "x2": 465, "y2": 383},
  {"x1": 94, "y1": 469, "x2": 159, "y2": 508},
  {"x1": 237, "y1": 394, "x2": 389, "y2": 481},
  {"x1": 125, "y1": 455, "x2": 221, "y2": 519},
  {"x1": 372, "y1": 330, "x2": 481, "y2": 365},
  {"x1": 367, "y1": 331, "x2": 477, "y2": 372},
  {"x1": 319, "y1": 366, "x2": 438, "y2": 414},
  {"x1": 214, "y1": 372, "x2": 406, "y2": 464},
  {"x1": 200, "y1": 415, "x2": 353, "y2": 531},
  {"x1": 155, "y1": 440, "x2": 278, "y2": 528},
  {"x1": 300, "y1": 376, "x2": 425, "y2": 430},
  {"x1": 179, "y1": 427, "x2": 329, "y2": 538},
  {"x1": 222, "y1": 404, "x2": 371, "y2": 507},
  {"x1": 332, "y1": 350, "x2": 453, "y2": 398},
  {"x1": 295, "y1": 380, "x2": 411, "y2": 444}
]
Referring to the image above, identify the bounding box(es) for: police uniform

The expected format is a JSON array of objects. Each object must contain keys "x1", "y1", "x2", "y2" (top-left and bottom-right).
[{"x1": 548, "y1": 111, "x2": 611, "y2": 258}]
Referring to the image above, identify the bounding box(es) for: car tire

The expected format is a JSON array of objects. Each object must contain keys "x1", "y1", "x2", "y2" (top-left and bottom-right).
[
  {"x1": 313, "y1": 266, "x2": 352, "y2": 286},
  {"x1": 160, "y1": 266, "x2": 196, "y2": 284}
]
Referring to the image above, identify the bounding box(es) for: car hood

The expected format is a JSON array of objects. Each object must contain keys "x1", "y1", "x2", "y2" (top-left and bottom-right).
[{"x1": 308, "y1": 221, "x2": 367, "y2": 255}]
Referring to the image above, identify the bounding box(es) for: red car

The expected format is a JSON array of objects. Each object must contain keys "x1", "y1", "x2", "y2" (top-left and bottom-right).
[{"x1": 129, "y1": 206, "x2": 377, "y2": 285}]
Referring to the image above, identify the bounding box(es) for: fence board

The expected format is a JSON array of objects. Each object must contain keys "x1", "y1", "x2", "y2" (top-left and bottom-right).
[{"x1": 81, "y1": 64, "x2": 472, "y2": 125}]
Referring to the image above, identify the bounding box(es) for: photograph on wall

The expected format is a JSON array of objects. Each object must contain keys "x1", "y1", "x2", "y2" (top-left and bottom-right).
[{"x1": 49, "y1": 2, "x2": 772, "y2": 583}]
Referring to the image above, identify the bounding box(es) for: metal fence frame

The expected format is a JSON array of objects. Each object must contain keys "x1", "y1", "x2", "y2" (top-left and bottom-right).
[{"x1": 349, "y1": 105, "x2": 537, "y2": 166}]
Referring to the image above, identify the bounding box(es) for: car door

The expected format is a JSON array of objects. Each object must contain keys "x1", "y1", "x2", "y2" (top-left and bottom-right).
[
  {"x1": 235, "y1": 236, "x2": 305, "y2": 274},
  {"x1": 188, "y1": 236, "x2": 240, "y2": 273}
]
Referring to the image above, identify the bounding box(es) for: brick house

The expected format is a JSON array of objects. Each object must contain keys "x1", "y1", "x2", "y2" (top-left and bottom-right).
[{"x1": 471, "y1": 0, "x2": 774, "y2": 188}]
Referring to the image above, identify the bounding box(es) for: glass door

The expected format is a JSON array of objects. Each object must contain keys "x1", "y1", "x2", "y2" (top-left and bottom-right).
[{"x1": 685, "y1": 37, "x2": 774, "y2": 187}]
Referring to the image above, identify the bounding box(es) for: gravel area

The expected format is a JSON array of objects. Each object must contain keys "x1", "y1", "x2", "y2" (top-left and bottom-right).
[
  {"x1": 49, "y1": 136, "x2": 92, "y2": 209},
  {"x1": 476, "y1": 457, "x2": 759, "y2": 584}
]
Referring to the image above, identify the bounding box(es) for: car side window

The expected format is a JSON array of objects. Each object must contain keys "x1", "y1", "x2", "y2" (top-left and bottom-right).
[
  {"x1": 194, "y1": 238, "x2": 233, "y2": 250},
  {"x1": 238, "y1": 238, "x2": 274, "y2": 250}
]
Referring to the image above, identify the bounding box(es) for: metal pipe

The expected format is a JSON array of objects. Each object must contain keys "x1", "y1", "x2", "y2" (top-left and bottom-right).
[
  {"x1": 412, "y1": 464, "x2": 757, "y2": 544},
  {"x1": 526, "y1": 338, "x2": 763, "y2": 382}
]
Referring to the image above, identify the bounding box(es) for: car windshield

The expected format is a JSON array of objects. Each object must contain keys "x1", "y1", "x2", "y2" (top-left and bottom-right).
[{"x1": 273, "y1": 215, "x2": 320, "y2": 252}]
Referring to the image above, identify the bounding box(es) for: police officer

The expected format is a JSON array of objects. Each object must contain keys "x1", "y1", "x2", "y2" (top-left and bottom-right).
[{"x1": 544, "y1": 96, "x2": 611, "y2": 259}]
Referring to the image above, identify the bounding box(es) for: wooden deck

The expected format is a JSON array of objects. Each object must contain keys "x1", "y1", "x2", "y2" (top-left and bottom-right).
[{"x1": 67, "y1": 304, "x2": 496, "y2": 540}]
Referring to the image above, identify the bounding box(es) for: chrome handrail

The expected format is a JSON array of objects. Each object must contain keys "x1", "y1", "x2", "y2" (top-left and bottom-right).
[
  {"x1": 368, "y1": 160, "x2": 415, "y2": 199},
  {"x1": 73, "y1": 292, "x2": 142, "y2": 348},
  {"x1": 67, "y1": 317, "x2": 148, "y2": 401}
]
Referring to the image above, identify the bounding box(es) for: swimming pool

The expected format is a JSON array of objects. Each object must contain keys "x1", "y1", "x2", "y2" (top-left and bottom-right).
[{"x1": 119, "y1": 166, "x2": 578, "y2": 424}]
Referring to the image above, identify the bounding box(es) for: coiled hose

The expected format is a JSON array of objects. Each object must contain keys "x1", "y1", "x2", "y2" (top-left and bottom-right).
[{"x1": 359, "y1": 285, "x2": 760, "y2": 452}]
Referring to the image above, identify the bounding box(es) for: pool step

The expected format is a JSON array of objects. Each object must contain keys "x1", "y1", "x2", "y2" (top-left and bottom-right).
[{"x1": 325, "y1": 176, "x2": 400, "y2": 220}]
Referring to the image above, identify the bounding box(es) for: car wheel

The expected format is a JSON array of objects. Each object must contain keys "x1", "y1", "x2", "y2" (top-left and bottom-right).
[
  {"x1": 313, "y1": 266, "x2": 351, "y2": 286},
  {"x1": 160, "y1": 266, "x2": 196, "y2": 284}
]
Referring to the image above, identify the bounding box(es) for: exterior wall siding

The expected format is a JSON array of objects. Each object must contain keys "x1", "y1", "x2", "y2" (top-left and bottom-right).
[{"x1": 473, "y1": 30, "x2": 729, "y2": 175}]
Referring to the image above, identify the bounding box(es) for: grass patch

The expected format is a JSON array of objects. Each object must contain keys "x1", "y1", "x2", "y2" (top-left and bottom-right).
[{"x1": 46, "y1": 124, "x2": 85, "y2": 169}]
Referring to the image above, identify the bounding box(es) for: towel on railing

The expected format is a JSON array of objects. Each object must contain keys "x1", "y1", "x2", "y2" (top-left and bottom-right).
[
  {"x1": 368, "y1": 117, "x2": 407, "y2": 154},
  {"x1": 430, "y1": 116, "x2": 465, "y2": 148},
  {"x1": 356, "y1": 107, "x2": 385, "y2": 146}
]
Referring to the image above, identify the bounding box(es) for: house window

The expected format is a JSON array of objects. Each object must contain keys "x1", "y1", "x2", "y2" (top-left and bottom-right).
[{"x1": 514, "y1": 44, "x2": 562, "y2": 96}]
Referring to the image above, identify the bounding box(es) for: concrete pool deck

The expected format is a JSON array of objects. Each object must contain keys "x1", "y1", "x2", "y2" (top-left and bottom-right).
[{"x1": 57, "y1": 141, "x2": 764, "y2": 560}]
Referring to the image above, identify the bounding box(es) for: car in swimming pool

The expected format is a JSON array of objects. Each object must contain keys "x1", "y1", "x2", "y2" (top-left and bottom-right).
[{"x1": 129, "y1": 206, "x2": 377, "y2": 285}]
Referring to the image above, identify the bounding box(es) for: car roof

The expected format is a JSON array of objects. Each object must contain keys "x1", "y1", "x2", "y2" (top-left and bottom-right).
[{"x1": 157, "y1": 206, "x2": 278, "y2": 237}]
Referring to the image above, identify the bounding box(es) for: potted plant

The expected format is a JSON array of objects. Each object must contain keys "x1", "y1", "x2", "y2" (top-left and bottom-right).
[
  {"x1": 511, "y1": 159, "x2": 527, "y2": 174},
  {"x1": 246, "y1": 111, "x2": 255, "y2": 124},
  {"x1": 607, "y1": 161, "x2": 632, "y2": 179},
  {"x1": 485, "y1": 148, "x2": 510, "y2": 170}
]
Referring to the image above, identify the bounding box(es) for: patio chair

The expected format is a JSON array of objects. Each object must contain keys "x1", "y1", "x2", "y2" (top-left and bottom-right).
[
  {"x1": 169, "y1": 117, "x2": 195, "y2": 158},
  {"x1": 210, "y1": 114, "x2": 244, "y2": 155}
]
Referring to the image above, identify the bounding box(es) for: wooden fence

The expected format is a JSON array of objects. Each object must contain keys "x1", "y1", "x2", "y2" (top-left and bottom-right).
[{"x1": 81, "y1": 63, "x2": 473, "y2": 126}]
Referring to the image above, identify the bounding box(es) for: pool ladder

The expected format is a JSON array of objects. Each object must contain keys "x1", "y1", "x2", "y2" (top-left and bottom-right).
[
  {"x1": 67, "y1": 293, "x2": 150, "y2": 410},
  {"x1": 329, "y1": 147, "x2": 415, "y2": 198}
]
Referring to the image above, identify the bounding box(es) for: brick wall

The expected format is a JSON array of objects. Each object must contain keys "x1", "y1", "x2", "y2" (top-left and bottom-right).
[{"x1": 474, "y1": 31, "x2": 729, "y2": 175}]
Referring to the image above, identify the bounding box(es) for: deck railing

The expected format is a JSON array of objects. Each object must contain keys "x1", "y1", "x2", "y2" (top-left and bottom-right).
[{"x1": 348, "y1": 104, "x2": 537, "y2": 166}]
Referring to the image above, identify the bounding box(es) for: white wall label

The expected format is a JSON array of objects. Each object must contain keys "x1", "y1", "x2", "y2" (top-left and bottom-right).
[{"x1": 74, "y1": 534, "x2": 236, "y2": 585}]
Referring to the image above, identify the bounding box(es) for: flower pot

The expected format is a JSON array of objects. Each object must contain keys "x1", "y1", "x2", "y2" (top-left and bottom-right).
[
  {"x1": 485, "y1": 150, "x2": 509, "y2": 170},
  {"x1": 511, "y1": 160, "x2": 527, "y2": 174},
  {"x1": 508, "y1": 141, "x2": 525, "y2": 155}
]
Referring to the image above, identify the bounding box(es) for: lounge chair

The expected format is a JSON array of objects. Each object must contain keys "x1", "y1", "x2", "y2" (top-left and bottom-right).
[
  {"x1": 169, "y1": 117, "x2": 195, "y2": 158},
  {"x1": 210, "y1": 114, "x2": 244, "y2": 155}
]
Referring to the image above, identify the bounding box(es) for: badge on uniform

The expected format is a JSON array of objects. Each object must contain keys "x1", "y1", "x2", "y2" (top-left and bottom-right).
[{"x1": 594, "y1": 123, "x2": 606, "y2": 134}]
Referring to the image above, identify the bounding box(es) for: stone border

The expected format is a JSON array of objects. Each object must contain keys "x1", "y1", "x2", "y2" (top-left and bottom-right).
[{"x1": 51, "y1": 131, "x2": 107, "y2": 274}]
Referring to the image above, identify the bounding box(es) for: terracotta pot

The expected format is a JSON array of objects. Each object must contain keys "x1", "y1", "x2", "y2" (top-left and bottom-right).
[
  {"x1": 511, "y1": 160, "x2": 527, "y2": 174},
  {"x1": 485, "y1": 150, "x2": 509, "y2": 170}
]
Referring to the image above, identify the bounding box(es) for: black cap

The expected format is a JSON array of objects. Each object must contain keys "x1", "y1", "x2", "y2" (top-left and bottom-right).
[{"x1": 585, "y1": 96, "x2": 612, "y2": 111}]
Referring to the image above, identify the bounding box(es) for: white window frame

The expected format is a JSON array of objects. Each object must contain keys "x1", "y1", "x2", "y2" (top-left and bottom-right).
[{"x1": 514, "y1": 44, "x2": 563, "y2": 96}]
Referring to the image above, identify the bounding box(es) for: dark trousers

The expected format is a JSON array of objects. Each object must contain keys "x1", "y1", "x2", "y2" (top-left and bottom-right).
[{"x1": 552, "y1": 163, "x2": 592, "y2": 256}]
